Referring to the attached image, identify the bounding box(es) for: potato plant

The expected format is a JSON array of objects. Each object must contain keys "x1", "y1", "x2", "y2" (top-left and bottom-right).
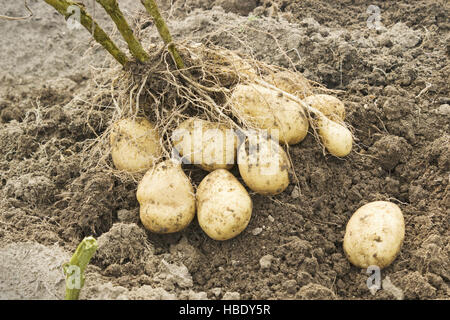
[{"x1": 40, "y1": 0, "x2": 399, "y2": 272}]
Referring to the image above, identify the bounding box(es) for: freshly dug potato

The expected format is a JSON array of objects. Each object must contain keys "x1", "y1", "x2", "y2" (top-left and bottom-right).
[
  {"x1": 303, "y1": 94, "x2": 346, "y2": 122},
  {"x1": 238, "y1": 133, "x2": 290, "y2": 195},
  {"x1": 197, "y1": 169, "x2": 252, "y2": 240},
  {"x1": 316, "y1": 115, "x2": 353, "y2": 157},
  {"x1": 230, "y1": 84, "x2": 309, "y2": 145},
  {"x1": 110, "y1": 118, "x2": 162, "y2": 173},
  {"x1": 343, "y1": 201, "x2": 405, "y2": 269},
  {"x1": 265, "y1": 70, "x2": 313, "y2": 99},
  {"x1": 224, "y1": 51, "x2": 257, "y2": 80},
  {"x1": 137, "y1": 160, "x2": 196, "y2": 234},
  {"x1": 172, "y1": 118, "x2": 237, "y2": 171}
]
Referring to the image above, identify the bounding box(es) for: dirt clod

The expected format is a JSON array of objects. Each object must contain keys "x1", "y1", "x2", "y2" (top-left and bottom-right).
[
  {"x1": 259, "y1": 254, "x2": 274, "y2": 270},
  {"x1": 95, "y1": 223, "x2": 153, "y2": 269},
  {"x1": 295, "y1": 283, "x2": 337, "y2": 300},
  {"x1": 222, "y1": 291, "x2": 241, "y2": 300},
  {"x1": 369, "y1": 135, "x2": 412, "y2": 171}
]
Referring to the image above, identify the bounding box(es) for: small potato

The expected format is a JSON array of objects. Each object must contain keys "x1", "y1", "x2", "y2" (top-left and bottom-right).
[
  {"x1": 265, "y1": 71, "x2": 313, "y2": 99},
  {"x1": 317, "y1": 115, "x2": 353, "y2": 157},
  {"x1": 344, "y1": 201, "x2": 405, "y2": 269},
  {"x1": 238, "y1": 133, "x2": 290, "y2": 195},
  {"x1": 188, "y1": 43, "x2": 256, "y2": 86},
  {"x1": 224, "y1": 51, "x2": 257, "y2": 80},
  {"x1": 137, "y1": 160, "x2": 196, "y2": 234},
  {"x1": 172, "y1": 118, "x2": 237, "y2": 171},
  {"x1": 230, "y1": 84, "x2": 309, "y2": 145},
  {"x1": 197, "y1": 169, "x2": 252, "y2": 240},
  {"x1": 110, "y1": 117, "x2": 162, "y2": 173},
  {"x1": 303, "y1": 94, "x2": 346, "y2": 122}
]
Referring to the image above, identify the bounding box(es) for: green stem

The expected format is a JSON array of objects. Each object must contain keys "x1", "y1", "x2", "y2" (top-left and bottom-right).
[
  {"x1": 96, "y1": 0, "x2": 149, "y2": 63},
  {"x1": 44, "y1": 0, "x2": 129, "y2": 66},
  {"x1": 140, "y1": 0, "x2": 185, "y2": 69},
  {"x1": 63, "y1": 236, "x2": 98, "y2": 300}
]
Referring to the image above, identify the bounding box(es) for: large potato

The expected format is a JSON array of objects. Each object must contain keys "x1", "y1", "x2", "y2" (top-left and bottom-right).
[
  {"x1": 110, "y1": 117, "x2": 162, "y2": 173},
  {"x1": 316, "y1": 115, "x2": 353, "y2": 157},
  {"x1": 172, "y1": 118, "x2": 237, "y2": 171},
  {"x1": 137, "y1": 160, "x2": 196, "y2": 234},
  {"x1": 230, "y1": 84, "x2": 309, "y2": 145},
  {"x1": 197, "y1": 169, "x2": 252, "y2": 240},
  {"x1": 303, "y1": 94, "x2": 346, "y2": 122},
  {"x1": 238, "y1": 133, "x2": 290, "y2": 195},
  {"x1": 265, "y1": 71, "x2": 313, "y2": 99},
  {"x1": 343, "y1": 201, "x2": 405, "y2": 269}
]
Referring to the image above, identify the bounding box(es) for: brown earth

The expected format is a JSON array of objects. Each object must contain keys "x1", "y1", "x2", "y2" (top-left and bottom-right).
[{"x1": 0, "y1": 0, "x2": 448, "y2": 300}]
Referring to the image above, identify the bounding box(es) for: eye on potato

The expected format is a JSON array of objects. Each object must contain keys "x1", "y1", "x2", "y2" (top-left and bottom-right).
[
  {"x1": 172, "y1": 118, "x2": 237, "y2": 171},
  {"x1": 230, "y1": 84, "x2": 309, "y2": 145},
  {"x1": 137, "y1": 160, "x2": 196, "y2": 234},
  {"x1": 110, "y1": 117, "x2": 162, "y2": 173},
  {"x1": 343, "y1": 201, "x2": 405, "y2": 269},
  {"x1": 303, "y1": 94, "x2": 346, "y2": 122},
  {"x1": 197, "y1": 169, "x2": 252, "y2": 241},
  {"x1": 238, "y1": 133, "x2": 290, "y2": 195}
]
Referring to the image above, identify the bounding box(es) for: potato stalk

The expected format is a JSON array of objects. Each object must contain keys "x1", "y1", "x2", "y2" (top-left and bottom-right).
[
  {"x1": 44, "y1": 0, "x2": 129, "y2": 66},
  {"x1": 63, "y1": 236, "x2": 98, "y2": 300},
  {"x1": 140, "y1": 0, "x2": 185, "y2": 69},
  {"x1": 95, "y1": 0, "x2": 149, "y2": 63}
]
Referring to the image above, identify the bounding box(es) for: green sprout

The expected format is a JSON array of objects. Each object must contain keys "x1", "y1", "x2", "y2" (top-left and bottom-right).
[{"x1": 63, "y1": 236, "x2": 98, "y2": 300}]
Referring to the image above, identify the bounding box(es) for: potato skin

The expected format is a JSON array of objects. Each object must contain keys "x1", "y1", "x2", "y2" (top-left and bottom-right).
[
  {"x1": 317, "y1": 115, "x2": 353, "y2": 157},
  {"x1": 189, "y1": 43, "x2": 256, "y2": 86},
  {"x1": 172, "y1": 118, "x2": 237, "y2": 172},
  {"x1": 303, "y1": 94, "x2": 346, "y2": 122},
  {"x1": 230, "y1": 84, "x2": 309, "y2": 145},
  {"x1": 137, "y1": 160, "x2": 196, "y2": 234},
  {"x1": 238, "y1": 134, "x2": 290, "y2": 195},
  {"x1": 343, "y1": 201, "x2": 405, "y2": 269},
  {"x1": 110, "y1": 118, "x2": 162, "y2": 173},
  {"x1": 197, "y1": 169, "x2": 252, "y2": 241},
  {"x1": 265, "y1": 71, "x2": 313, "y2": 99}
]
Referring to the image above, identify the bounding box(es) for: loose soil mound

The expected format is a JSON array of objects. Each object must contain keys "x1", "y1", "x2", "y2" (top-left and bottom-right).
[{"x1": 0, "y1": 0, "x2": 448, "y2": 300}]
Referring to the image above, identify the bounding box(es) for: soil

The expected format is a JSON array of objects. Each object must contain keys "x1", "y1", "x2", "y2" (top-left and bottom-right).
[{"x1": 0, "y1": 0, "x2": 448, "y2": 300}]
